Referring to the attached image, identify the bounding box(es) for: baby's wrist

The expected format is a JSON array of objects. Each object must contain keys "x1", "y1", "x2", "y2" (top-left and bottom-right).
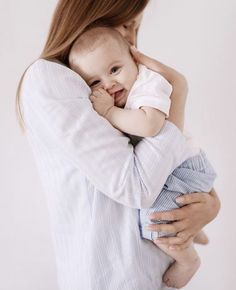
[{"x1": 104, "y1": 105, "x2": 116, "y2": 120}]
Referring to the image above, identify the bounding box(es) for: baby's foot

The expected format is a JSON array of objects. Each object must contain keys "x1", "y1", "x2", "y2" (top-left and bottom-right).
[
  {"x1": 193, "y1": 230, "x2": 209, "y2": 245},
  {"x1": 163, "y1": 253, "x2": 200, "y2": 289}
]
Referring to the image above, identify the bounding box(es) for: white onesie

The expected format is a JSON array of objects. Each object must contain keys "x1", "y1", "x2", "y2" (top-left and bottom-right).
[
  {"x1": 124, "y1": 64, "x2": 199, "y2": 157},
  {"x1": 124, "y1": 64, "x2": 172, "y2": 116},
  {"x1": 124, "y1": 64, "x2": 172, "y2": 146}
]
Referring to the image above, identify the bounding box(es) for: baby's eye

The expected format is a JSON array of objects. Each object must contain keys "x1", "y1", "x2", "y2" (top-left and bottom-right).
[
  {"x1": 110, "y1": 66, "x2": 121, "y2": 74},
  {"x1": 90, "y1": 80, "x2": 100, "y2": 87}
]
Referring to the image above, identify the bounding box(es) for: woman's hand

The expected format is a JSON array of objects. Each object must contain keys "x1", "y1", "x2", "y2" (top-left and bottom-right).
[
  {"x1": 89, "y1": 88, "x2": 114, "y2": 117},
  {"x1": 147, "y1": 188, "x2": 221, "y2": 250},
  {"x1": 130, "y1": 46, "x2": 188, "y2": 91}
]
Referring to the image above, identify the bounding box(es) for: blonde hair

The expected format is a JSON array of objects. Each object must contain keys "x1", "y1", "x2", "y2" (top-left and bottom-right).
[
  {"x1": 16, "y1": 0, "x2": 149, "y2": 131},
  {"x1": 69, "y1": 27, "x2": 129, "y2": 71}
]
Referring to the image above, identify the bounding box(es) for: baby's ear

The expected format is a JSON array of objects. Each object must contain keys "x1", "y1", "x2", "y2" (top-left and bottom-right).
[{"x1": 130, "y1": 46, "x2": 139, "y2": 64}]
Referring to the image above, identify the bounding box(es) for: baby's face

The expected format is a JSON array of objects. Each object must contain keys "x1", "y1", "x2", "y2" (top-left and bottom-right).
[{"x1": 73, "y1": 38, "x2": 138, "y2": 108}]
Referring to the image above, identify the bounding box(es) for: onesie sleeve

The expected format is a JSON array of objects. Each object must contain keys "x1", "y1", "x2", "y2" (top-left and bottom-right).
[
  {"x1": 21, "y1": 59, "x2": 191, "y2": 209},
  {"x1": 125, "y1": 65, "x2": 172, "y2": 117}
]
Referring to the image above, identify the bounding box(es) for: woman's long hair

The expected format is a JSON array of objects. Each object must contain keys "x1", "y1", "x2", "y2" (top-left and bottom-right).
[{"x1": 16, "y1": 0, "x2": 149, "y2": 131}]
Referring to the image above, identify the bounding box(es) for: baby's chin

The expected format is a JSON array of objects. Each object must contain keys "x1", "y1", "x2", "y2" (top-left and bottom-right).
[
  {"x1": 115, "y1": 100, "x2": 126, "y2": 108},
  {"x1": 114, "y1": 90, "x2": 128, "y2": 108}
]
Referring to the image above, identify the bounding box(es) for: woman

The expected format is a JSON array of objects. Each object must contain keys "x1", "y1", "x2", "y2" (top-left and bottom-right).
[{"x1": 16, "y1": 0, "x2": 220, "y2": 289}]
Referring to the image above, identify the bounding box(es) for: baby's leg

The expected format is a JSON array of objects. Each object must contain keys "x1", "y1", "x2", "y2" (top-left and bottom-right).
[
  {"x1": 157, "y1": 242, "x2": 200, "y2": 289},
  {"x1": 138, "y1": 152, "x2": 216, "y2": 287}
]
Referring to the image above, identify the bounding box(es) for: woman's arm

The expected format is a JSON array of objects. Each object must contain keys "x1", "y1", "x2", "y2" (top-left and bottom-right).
[
  {"x1": 22, "y1": 59, "x2": 192, "y2": 209},
  {"x1": 130, "y1": 47, "x2": 221, "y2": 246}
]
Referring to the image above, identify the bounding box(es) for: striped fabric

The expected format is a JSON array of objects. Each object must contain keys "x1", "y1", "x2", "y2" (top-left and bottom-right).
[
  {"x1": 140, "y1": 150, "x2": 216, "y2": 240},
  {"x1": 21, "y1": 59, "x2": 194, "y2": 290}
]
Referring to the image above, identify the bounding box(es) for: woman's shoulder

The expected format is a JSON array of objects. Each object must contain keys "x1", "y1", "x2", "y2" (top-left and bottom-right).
[
  {"x1": 25, "y1": 58, "x2": 64, "y2": 78},
  {"x1": 21, "y1": 58, "x2": 90, "y2": 102},
  {"x1": 24, "y1": 58, "x2": 85, "y2": 85}
]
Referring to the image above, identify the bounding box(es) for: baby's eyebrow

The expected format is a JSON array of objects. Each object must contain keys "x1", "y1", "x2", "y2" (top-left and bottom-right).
[{"x1": 108, "y1": 61, "x2": 122, "y2": 68}]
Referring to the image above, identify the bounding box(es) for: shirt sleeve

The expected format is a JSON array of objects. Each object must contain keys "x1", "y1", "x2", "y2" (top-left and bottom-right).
[
  {"x1": 125, "y1": 65, "x2": 172, "y2": 117},
  {"x1": 21, "y1": 59, "x2": 191, "y2": 209}
]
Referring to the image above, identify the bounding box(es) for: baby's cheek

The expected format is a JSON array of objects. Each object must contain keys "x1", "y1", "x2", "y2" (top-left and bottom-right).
[
  {"x1": 131, "y1": 62, "x2": 139, "y2": 81},
  {"x1": 127, "y1": 68, "x2": 138, "y2": 89}
]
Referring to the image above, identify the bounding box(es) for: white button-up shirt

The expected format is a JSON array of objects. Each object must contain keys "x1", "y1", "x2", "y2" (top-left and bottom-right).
[{"x1": 21, "y1": 59, "x2": 192, "y2": 290}]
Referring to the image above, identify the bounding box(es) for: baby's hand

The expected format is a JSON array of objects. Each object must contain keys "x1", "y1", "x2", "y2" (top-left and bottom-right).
[{"x1": 89, "y1": 88, "x2": 114, "y2": 117}]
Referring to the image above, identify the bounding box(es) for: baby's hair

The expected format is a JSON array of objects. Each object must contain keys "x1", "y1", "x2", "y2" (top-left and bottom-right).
[{"x1": 69, "y1": 27, "x2": 130, "y2": 70}]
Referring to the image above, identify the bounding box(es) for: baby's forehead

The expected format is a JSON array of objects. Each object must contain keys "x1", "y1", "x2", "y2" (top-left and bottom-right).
[
  {"x1": 74, "y1": 27, "x2": 129, "y2": 55},
  {"x1": 87, "y1": 39, "x2": 126, "y2": 69},
  {"x1": 94, "y1": 36, "x2": 127, "y2": 54},
  {"x1": 83, "y1": 27, "x2": 125, "y2": 43},
  {"x1": 69, "y1": 27, "x2": 130, "y2": 73}
]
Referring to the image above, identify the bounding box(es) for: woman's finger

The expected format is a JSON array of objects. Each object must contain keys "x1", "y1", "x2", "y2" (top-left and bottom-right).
[
  {"x1": 149, "y1": 208, "x2": 185, "y2": 222},
  {"x1": 154, "y1": 235, "x2": 188, "y2": 246},
  {"x1": 147, "y1": 223, "x2": 177, "y2": 234},
  {"x1": 147, "y1": 220, "x2": 185, "y2": 234},
  {"x1": 154, "y1": 235, "x2": 193, "y2": 249},
  {"x1": 130, "y1": 46, "x2": 158, "y2": 71},
  {"x1": 176, "y1": 192, "x2": 209, "y2": 206}
]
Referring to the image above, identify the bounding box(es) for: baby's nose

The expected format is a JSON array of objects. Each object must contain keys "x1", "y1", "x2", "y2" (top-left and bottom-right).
[{"x1": 103, "y1": 80, "x2": 115, "y2": 91}]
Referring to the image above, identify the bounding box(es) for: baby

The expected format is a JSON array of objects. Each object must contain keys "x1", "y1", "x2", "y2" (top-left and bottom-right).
[{"x1": 69, "y1": 27, "x2": 216, "y2": 289}]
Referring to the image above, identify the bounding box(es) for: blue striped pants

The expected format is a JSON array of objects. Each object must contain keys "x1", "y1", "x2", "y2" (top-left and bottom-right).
[{"x1": 139, "y1": 150, "x2": 216, "y2": 240}]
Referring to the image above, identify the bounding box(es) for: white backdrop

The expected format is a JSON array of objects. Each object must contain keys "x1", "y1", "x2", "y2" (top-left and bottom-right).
[{"x1": 1, "y1": 0, "x2": 235, "y2": 289}]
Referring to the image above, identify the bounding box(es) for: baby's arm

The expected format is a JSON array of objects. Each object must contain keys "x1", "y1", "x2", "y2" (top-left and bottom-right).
[
  {"x1": 106, "y1": 106, "x2": 166, "y2": 137},
  {"x1": 90, "y1": 88, "x2": 166, "y2": 137}
]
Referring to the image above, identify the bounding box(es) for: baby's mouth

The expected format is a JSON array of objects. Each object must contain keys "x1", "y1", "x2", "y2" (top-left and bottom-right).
[{"x1": 113, "y1": 89, "x2": 126, "y2": 101}]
